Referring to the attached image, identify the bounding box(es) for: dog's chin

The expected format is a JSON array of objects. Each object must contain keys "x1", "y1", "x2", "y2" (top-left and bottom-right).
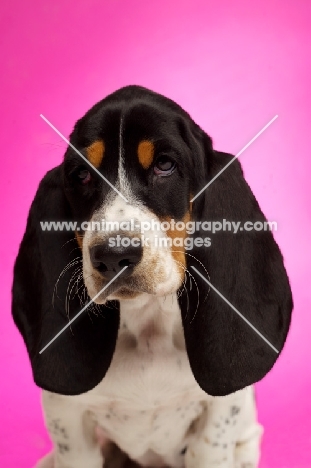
[
  {"x1": 107, "y1": 282, "x2": 181, "y2": 302},
  {"x1": 84, "y1": 277, "x2": 149, "y2": 304},
  {"x1": 85, "y1": 276, "x2": 181, "y2": 304},
  {"x1": 108, "y1": 287, "x2": 143, "y2": 300}
]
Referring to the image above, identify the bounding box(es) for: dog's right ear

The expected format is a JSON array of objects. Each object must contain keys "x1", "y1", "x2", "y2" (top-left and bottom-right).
[{"x1": 12, "y1": 165, "x2": 120, "y2": 395}]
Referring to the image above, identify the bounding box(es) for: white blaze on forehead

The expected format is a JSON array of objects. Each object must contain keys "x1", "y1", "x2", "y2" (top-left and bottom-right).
[{"x1": 117, "y1": 114, "x2": 132, "y2": 200}]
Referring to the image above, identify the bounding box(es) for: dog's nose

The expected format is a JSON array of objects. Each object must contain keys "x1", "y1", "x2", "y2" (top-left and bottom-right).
[{"x1": 89, "y1": 240, "x2": 142, "y2": 280}]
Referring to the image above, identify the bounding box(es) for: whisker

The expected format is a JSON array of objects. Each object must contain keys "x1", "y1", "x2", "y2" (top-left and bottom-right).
[
  {"x1": 185, "y1": 270, "x2": 200, "y2": 324},
  {"x1": 170, "y1": 250, "x2": 211, "y2": 301},
  {"x1": 170, "y1": 259, "x2": 190, "y2": 317},
  {"x1": 169, "y1": 254, "x2": 201, "y2": 323},
  {"x1": 69, "y1": 246, "x2": 82, "y2": 256},
  {"x1": 66, "y1": 267, "x2": 83, "y2": 319},
  {"x1": 53, "y1": 257, "x2": 82, "y2": 305},
  {"x1": 61, "y1": 238, "x2": 78, "y2": 249}
]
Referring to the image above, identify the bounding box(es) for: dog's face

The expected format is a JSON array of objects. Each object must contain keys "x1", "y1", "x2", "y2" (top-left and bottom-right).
[
  {"x1": 63, "y1": 87, "x2": 206, "y2": 302},
  {"x1": 13, "y1": 85, "x2": 292, "y2": 397}
]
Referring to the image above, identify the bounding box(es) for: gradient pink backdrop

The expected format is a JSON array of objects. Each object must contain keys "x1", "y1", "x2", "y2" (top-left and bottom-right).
[{"x1": 1, "y1": 1, "x2": 310, "y2": 467}]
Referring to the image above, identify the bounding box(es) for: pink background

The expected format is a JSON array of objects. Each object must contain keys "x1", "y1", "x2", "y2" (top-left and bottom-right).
[{"x1": 1, "y1": 0, "x2": 310, "y2": 467}]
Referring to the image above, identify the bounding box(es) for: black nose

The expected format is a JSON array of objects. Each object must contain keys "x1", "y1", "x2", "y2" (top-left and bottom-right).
[{"x1": 89, "y1": 239, "x2": 142, "y2": 280}]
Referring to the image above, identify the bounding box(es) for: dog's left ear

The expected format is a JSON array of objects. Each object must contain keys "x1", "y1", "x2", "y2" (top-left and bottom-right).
[{"x1": 178, "y1": 122, "x2": 293, "y2": 396}]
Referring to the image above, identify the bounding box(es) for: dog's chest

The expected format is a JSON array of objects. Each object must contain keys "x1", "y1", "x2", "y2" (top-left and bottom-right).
[
  {"x1": 93, "y1": 294, "x2": 208, "y2": 405},
  {"x1": 84, "y1": 294, "x2": 209, "y2": 461}
]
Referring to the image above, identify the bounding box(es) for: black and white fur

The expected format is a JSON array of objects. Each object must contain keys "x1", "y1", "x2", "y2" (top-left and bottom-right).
[{"x1": 12, "y1": 85, "x2": 293, "y2": 468}]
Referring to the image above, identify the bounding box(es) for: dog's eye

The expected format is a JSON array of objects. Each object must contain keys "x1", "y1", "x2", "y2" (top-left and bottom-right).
[
  {"x1": 77, "y1": 169, "x2": 91, "y2": 185},
  {"x1": 154, "y1": 157, "x2": 176, "y2": 176}
]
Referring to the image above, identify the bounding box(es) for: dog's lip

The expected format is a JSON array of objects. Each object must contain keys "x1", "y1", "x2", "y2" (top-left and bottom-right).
[
  {"x1": 108, "y1": 286, "x2": 142, "y2": 299},
  {"x1": 91, "y1": 276, "x2": 146, "y2": 302}
]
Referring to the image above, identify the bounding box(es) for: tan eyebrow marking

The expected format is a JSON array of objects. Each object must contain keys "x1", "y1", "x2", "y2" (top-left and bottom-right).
[
  {"x1": 86, "y1": 140, "x2": 105, "y2": 168},
  {"x1": 137, "y1": 140, "x2": 154, "y2": 169}
]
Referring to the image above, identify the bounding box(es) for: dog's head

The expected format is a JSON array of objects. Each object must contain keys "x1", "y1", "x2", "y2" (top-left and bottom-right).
[
  {"x1": 64, "y1": 86, "x2": 209, "y2": 302},
  {"x1": 12, "y1": 86, "x2": 293, "y2": 396}
]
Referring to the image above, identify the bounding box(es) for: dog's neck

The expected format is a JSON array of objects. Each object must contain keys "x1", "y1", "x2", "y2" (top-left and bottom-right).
[{"x1": 117, "y1": 293, "x2": 186, "y2": 352}]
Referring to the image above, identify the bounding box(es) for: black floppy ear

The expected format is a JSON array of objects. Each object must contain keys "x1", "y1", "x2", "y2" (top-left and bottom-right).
[
  {"x1": 179, "y1": 140, "x2": 293, "y2": 397},
  {"x1": 12, "y1": 165, "x2": 119, "y2": 395}
]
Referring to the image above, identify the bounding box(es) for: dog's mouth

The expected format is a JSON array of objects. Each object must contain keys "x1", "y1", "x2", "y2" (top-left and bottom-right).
[
  {"x1": 108, "y1": 286, "x2": 143, "y2": 300},
  {"x1": 105, "y1": 275, "x2": 149, "y2": 300},
  {"x1": 85, "y1": 272, "x2": 152, "y2": 304}
]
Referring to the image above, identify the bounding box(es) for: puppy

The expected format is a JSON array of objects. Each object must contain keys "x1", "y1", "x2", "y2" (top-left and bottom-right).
[{"x1": 12, "y1": 85, "x2": 293, "y2": 467}]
